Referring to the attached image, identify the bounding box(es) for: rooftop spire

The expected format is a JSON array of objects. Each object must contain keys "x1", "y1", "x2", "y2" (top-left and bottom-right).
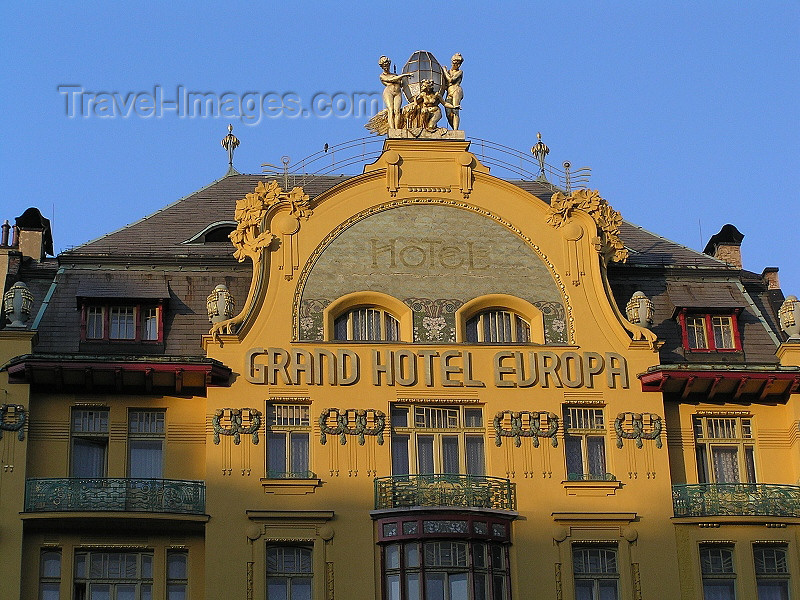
[
  {"x1": 221, "y1": 124, "x2": 240, "y2": 176},
  {"x1": 531, "y1": 132, "x2": 549, "y2": 181}
]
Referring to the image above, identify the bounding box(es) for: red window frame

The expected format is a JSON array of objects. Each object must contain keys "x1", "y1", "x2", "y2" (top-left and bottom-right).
[
  {"x1": 80, "y1": 300, "x2": 164, "y2": 344},
  {"x1": 678, "y1": 308, "x2": 741, "y2": 353}
]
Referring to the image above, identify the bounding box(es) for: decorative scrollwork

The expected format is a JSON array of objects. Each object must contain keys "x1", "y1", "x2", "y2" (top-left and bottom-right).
[
  {"x1": 493, "y1": 410, "x2": 559, "y2": 448},
  {"x1": 319, "y1": 408, "x2": 386, "y2": 446},
  {"x1": 614, "y1": 412, "x2": 663, "y2": 449},
  {"x1": 0, "y1": 403, "x2": 27, "y2": 441},
  {"x1": 212, "y1": 408, "x2": 262, "y2": 445},
  {"x1": 547, "y1": 188, "x2": 628, "y2": 264}
]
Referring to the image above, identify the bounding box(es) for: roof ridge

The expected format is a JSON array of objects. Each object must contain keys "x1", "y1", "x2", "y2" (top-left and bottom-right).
[
  {"x1": 64, "y1": 173, "x2": 252, "y2": 253},
  {"x1": 621, "y1": 219, "x2": 730, "y2": 266}
]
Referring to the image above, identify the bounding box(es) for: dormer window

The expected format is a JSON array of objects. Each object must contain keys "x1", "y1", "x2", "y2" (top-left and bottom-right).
[
  {"x1": 77, "y1": 278, "x2": 169, "y2": 348},
  {"x1": 456, "y1": 295, "x2": 544, "y2": 344},
  {"x1": 679, "y1": 310, "x2": 741, "y2": 352},
  {"x1": 82, "y1": 303, "x2": 164, "y2": 343}
]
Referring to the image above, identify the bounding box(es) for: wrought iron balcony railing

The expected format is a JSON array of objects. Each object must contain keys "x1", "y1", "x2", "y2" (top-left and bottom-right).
[
  {"x1": 672, "y1": 483, "x2": 800, "y2": 518},
  {"x1": 24, "y1": 478, "x2": 205, "y2": 515},
  {"x1": 374, "y1": 474, "x2": 516, "y2": 511}
]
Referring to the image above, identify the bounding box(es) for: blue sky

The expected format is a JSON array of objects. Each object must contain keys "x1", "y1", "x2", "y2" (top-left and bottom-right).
[{"x1": 1, "y1": 2, "x2": 798, "y2": 295}]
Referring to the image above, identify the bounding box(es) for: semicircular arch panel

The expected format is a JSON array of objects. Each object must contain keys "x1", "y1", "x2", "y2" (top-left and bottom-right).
[{"x1": 296, "y1": 202, "x2": 568, "y2": 344}]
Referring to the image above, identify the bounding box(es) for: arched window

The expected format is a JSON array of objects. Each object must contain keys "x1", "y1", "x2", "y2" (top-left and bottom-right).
[
  {"x1": 334, "y1": 307, "x2": 400, "y2": 341},
  {"x1": 465, "y1": 309, "x2": 531, "y2": 343}
]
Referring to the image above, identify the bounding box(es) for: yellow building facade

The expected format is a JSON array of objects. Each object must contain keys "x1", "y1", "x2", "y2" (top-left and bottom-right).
[{"x1": 2, "y1": 131, "x2": 799, "y2": 600}]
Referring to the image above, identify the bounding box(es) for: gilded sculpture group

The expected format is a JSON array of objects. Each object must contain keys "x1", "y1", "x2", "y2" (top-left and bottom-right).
[{"x1": 369, "y1": 53, "x2": 463, "y2": 135}]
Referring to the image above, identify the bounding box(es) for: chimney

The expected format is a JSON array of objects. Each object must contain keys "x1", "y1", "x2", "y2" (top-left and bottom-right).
[
  {"x1": 703, "y1": 224, "x2": 744, "y2": 269},
  {"x1": 15, "y1": 207, "x2": 53, "y2": 262},
  {"x1": 761, "y1": 267, "x2": 780, "y2": 290}
]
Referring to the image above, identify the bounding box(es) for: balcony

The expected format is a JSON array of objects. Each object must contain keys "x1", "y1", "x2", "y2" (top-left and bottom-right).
[
  {"x1": 672, "y1": 483, "x2": 800, "y2": 518},
  {"x1": 24, "y1": 478, "x2": 205, "y2": 515},
  {"x1": 374, "y1": 474, "x2": 516, "y2": 511}
]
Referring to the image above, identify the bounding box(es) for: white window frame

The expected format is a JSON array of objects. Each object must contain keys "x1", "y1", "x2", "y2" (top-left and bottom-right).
[{"x1": 693, "y1": 415, "x2": 756, "y2": 483}]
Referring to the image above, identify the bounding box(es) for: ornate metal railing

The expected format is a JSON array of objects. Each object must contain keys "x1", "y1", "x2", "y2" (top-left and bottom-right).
[
  {"x1": 266, "y1": 470, "x2": 317, "y2": 480},
  {"x1": 567, "y1": 472, "x2": 616, "y2": 482},
  {"x1": 374, "y1": 474, "x2": 516, "y2": 511},
  {"x1": 672, "y1": 483, "x2": 800, "y2": 518},
  {"x1": 24, "y1": 478, "x2": 205, "y2": 515}
]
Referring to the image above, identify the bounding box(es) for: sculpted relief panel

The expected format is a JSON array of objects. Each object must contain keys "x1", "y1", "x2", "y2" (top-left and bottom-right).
[{"x1": 298, "y1": 204, "x2": 566, "y2": 343}]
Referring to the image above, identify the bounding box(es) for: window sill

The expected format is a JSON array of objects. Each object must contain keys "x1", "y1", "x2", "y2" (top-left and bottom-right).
[
  {"x1": 260, "y1": 477, "x2": 322, "y2": 495},
  {"x1": 561, "y1": 479, "x2": 622, "y2": 497}
]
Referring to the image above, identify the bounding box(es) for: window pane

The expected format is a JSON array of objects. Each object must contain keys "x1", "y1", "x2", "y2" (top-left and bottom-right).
[
  {"x1": 441, "y1": 436, "x2": 459, "y2": 473},
  {"x1": 473, "y1": 573, "x2": 488, "y2": 600},
  {"x1": 757, "y1": 581, "x2": 789, "y2": 600},
  {"x1": 385, "y1": 544, "x2": 400, "y2": 570},
  {"x1": 406, "y1": 573, "x2": 420, "y2": 600},
  {"x1": 290, "y1": 433, "x2": 310, "y2": 475},
  {"x1": 713, "y1": 316, "x2": 735, "y2": 349},
  {"x1": 450, "y1": 573, "x2": 469, "y2": 600},
  {"x1": 465, "y1": 316, "x2": 478, "y2": 342},
  {"x1": 116, "y1": 585, "x2": 135, "y2": 600},
  {"x1": 565, "y1": 436, "x2": 583, "y2": 477},
  {"x1": 40, "y1": 583, "x2": 60, "y2": 600},
  {"x1": 333, "y1": 314, "x2": 348, "y2": 340},
  {"x1": 687, "y1": 316, "x2": 708, "y2": 349},
  {"x1": 268, "y1": 432, "x2": 287, "y2": 475},
  {"x1": 166, "y1": 585, "x2": 186, "y2": 600},
  {"x1": 703, "y1": 581, "x2": 735, "y2": 600},
  {"x1": 385, "y1": 574, "x2": 400, "y2": 600},
  {"x1": 167, "y1": 553, "x2": 187, "y2": 579},
  {"x1": 87, "y1": 307, "x2": 103, "y2": 339},
  {"x1": 110, "y1": 307, "x2": 135, "y2": 340},
  {"x1": 391, "y1": 407, "x2": 408, "y2": 427},
  {"x1": 71, "y1": 438, "x2": 107, "y2": 477},
  {"x1": 696, "y1": 446, "x2": 709, "y2": 483},
  {"x1": 712, "y1": 447, "x2": 740, "y2": 483},
  {"x1": 292, "y1": 578, "x2": 311, "y2": 600},
  {"x1": 41, "y1": 552, "x2": 61, "y2": 577},
  {"x1": 88, "y1": 584, "x2": 110, "y2": 600},
  {"x1": 599, "y1": 580, "x2": 619, "y2": 600},
  {"x1": 587, "y1": 436, "x2": 606, "y2": 477},
  {"x1": 417, "y1": 436, "x2": 435, "y2": 474},
  {"x1": 385, "y1": 314, "x2": 399, "y2": 341},
  {"x1": 425, "y1": 573, "x2": 446, "y2": 600},
  {"x1": 142, "y1": 308, "x2": 158, "y2": 341},
  {"x1": 465, "y1": 436, "x2": 485, "y2": 475},
  {"x1": 267, "y1": 579, "x2": 288, "y2": 600},
  {"x1": 391, "y1": 435, "x2": 409, "y2": 475},
  {"x1": 745, "y1": 447, "x2": 756, "y2": 483},
  {"x1": 128, "y1": 440, "x2": 163, "y2": 478}
]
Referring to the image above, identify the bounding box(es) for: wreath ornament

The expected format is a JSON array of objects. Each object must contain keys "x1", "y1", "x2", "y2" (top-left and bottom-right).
[
  {"x1": 614, "y1": 412, "x2": 663, "y2": 449},
  {"x1": 319, "y1": 408, "x2": 386, "y2": 446},
  {"x1": 493, "y1": 410, "x2": 559, "y2": 448},
  {"x1": 212, "y1": 408, "x2": 262, "y2": 445}
]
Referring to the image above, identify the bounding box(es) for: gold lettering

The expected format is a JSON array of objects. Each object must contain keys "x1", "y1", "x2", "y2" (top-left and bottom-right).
[
  {"x1": 582, "y1": 352, "x2": 604, "y2": 388},
  {"x1": 371, "y1": 238, "x2": 396, "y2": 267},
  {"x1": 463, "y1": 350, "x2": 485, "y2": 387},
  {"x1": 537, "y1": 351, "x2": 563, "y2": 388},
  {"x1": 561, "y1": 352, "x2": 584, "y2": 388},
  {"x1": 605, "y1": 352, "x2": 629, "y2": 388},
  {"x1": 372, "y1": 349, "x2": 394, "y2": 386},
  {"x1": 313, "y1": 348, "x2": 337, "y2": 385},
  {"x1": 399, "y1": 244, "x2": 426, "y2": 267},
  {"x1": 418, "y1": 350, "x2": 439, "y2": 386},
  {"x1": 267, "y1": 347, "x2": 291, "y2": 385},
  {"x1": 439, "y1": 245, "x2": 464, "y2": 268},
  {"x1": 245, "y1": 347, "x2": 266, "y2": 384},
  {"x1": 494, "y1": 351, "x2": 516, "y2": 388},
  {"x1": 338, "y1": 349, "x2": 360, "y2": 385},
  {"x1": 291, "y1": 348, "x2": 313, "y2": 385},
  {"x1": 515, "y1": 351, "x2": 539, "y2": 387},
  {"x1": 394, "y1": 349, "x2": 418, "y2": 386},
  {"x1": 440, "y1": 350, "x2": 463, "y2": 387}
]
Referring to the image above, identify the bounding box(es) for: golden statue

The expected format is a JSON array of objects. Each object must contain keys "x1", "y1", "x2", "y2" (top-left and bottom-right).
[
  {"x1": 379, "y1": 56, "x2": 412, "y2": 130},
  {"x1": 415, "y1": 79, "x2": 456, "y2": 131},
  {"x1": 442, "y1": 53, "x2": 463, "y2": 130}
]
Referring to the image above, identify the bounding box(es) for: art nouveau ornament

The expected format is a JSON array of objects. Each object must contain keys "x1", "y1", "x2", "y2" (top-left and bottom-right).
[
  {"x1": 3, "y1": 281, "x2": 34, "y2": 328},
  {"x1": 207, "y1": 284, "x2": 235, "y2": 325},
  {"x1": 778, "y1": 295, "x2": 800, "y2": 338},
  {"x1": 626, "y1": 291, "x2": 654, "y2": 329}
]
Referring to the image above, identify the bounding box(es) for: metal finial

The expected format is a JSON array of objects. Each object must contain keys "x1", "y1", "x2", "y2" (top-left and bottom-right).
[
  {"x1": 221, "y1": 124, "x2": 240, "y2": 174},
  {"x1": 531, "y1": 132, "x2": 550, "y2": 181}
]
